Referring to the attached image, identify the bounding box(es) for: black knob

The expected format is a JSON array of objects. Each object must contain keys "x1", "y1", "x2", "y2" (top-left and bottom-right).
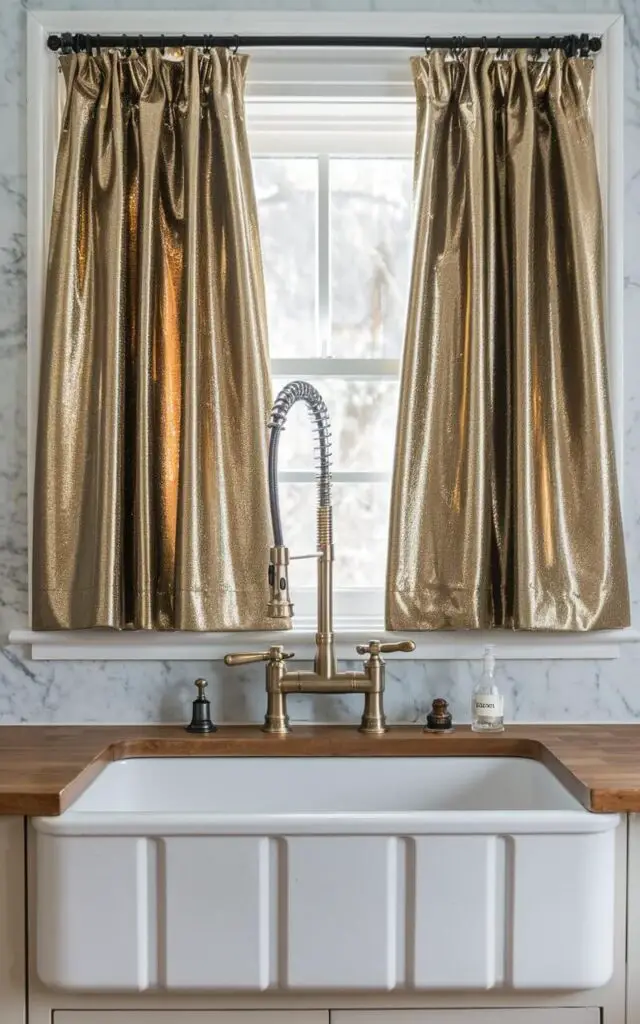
[
  {"x1": 185, "y1": 679, "x2": 217, "y2": 734},
  {"x1": 424, "y1": 697, "x2": 453, "y2": 733}
]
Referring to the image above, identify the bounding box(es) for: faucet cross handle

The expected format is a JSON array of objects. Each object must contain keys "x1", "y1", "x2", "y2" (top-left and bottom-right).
[
  {"x1": 356, "y1": 639, "x2": 416, "y2": 657},
  {"x1": 224, "y1": 645, "x2": 295, "y2": 667}
]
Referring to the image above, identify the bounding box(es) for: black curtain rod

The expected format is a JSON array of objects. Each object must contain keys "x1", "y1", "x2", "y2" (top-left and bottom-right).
[{"x1": 47, "y1": 32, "x2": 602, "y2": 57}]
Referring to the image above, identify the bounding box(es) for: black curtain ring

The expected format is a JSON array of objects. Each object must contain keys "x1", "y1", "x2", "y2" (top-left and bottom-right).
[
  {"x1": 94, "y1": 34, "x2": 101, "y2": 56},
  {"x1": 136, "y1": 34, "x2": 145, "y2": 56},
  {"x1": 481, "y1": 36, "x2": 487, "y2": 51},
  {"x1": 159, "y1": 34, "x2": 165, "y2": 56},
  {"x1": 423, "y1": 36, "x2": 431, "y2": 55},
  {"x1": 181, "y1": 33, "x2": 186, "y2": 52},
  {"x1": 233, "y1": 34, "x2": 240, "y2": 55},
  {"x1": 121, "y1": 34, "x2": 131, "y2": 57}
]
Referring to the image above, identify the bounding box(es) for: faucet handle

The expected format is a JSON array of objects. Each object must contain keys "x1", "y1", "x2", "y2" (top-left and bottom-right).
[
  {"x1": 224, "y1": 645, "x2": 295, "y2": 667},
  {"x1": 356, "y1": 639, "x2": 416, "y2": 656}
]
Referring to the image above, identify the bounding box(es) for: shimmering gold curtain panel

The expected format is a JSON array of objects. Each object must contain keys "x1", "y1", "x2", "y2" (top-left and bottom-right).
[
  {"x1": 33, "y1": 48, "x2": 278, "y2": 631},
  {"x1": 387, "y1": 50, "x2": 629, "y2": 631}
]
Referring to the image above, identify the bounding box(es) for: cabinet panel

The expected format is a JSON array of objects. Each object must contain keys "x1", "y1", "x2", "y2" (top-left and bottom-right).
[
  {"x1": 55, "y1": 1014, "x2": 328, "y2": 1024},
  {"x1": 331, "y1": 1012, "x2": 599, "y2": 1024},
  {"x1": 0, "y1": 818, "x2": 25, "y2": 1024}
]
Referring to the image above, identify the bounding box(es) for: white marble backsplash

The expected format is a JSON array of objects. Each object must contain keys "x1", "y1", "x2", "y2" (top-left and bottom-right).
[
  {"x1": 1, "y1": 648, "x2": 640, "y2": 725},
  {"x1": 0, "y1": 0, "x2": 639, "y2": 724}
]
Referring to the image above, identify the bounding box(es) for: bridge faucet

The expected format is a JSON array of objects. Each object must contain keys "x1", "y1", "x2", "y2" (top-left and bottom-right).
[{"x1": 224, "y1": 381, "x2": 415, "y2": 735}]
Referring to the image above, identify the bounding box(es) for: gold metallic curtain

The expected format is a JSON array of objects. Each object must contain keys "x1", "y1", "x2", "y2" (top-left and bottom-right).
[
  {"x1": 33, "y1": 48, "x2": 278, "y2": 631},
  {"x1": 387, "y1": 50, "x2": 629, "y2": 631}
]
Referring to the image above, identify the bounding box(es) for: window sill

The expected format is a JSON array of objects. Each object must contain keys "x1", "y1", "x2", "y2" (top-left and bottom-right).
[{"x1": 8, "y1": 626, "x2": 639, "y2": 661}]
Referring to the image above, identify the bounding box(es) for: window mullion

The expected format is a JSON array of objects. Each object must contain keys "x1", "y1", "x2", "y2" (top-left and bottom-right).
[
  {"x1": 279, "y1": 470, "x2": 390, "y2": 484},
  {"x1": 317, "y1": 153, "x2": 331, "y2": 357}
]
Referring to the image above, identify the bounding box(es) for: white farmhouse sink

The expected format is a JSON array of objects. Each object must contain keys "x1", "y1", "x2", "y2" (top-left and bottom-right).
[{"x1": 34, "y1": 757, "x2": 619, "y2": 994}]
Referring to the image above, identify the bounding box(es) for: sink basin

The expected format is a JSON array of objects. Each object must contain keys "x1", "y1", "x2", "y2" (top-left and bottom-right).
[
  {"x1": 34, "y1": 756, "x2": 619, "y2": 994},
  {"x1": 38, "y1": 754, "x2": 613, "y2": 824}
]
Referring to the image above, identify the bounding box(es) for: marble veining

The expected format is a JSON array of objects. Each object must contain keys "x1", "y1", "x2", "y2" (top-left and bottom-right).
[{"x1": 0, "y1": 0, "x2": 639, "y2": 724}]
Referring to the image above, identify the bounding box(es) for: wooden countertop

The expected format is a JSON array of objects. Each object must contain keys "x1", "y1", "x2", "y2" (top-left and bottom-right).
[{"x1": 0, "y1": 724, "x2": 639, "y2": 816}]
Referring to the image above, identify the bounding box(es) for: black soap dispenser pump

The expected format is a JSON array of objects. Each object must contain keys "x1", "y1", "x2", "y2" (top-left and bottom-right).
[{"x1": 186, "y1": 678, "x2": 217, "y2": 734}]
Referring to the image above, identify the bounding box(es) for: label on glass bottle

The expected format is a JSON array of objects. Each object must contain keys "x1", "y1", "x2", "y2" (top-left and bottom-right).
[{"x1": 472, "y1": 694, "x2": 504, "y2": 721}]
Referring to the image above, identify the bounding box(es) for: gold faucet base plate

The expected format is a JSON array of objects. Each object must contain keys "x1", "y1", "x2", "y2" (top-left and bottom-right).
[
  {"x1": 262, "y1": 716, "x2": 291, "y2": 736},
  {"x1": 358, "y1": 718, "x2": 388, "y2": 736}
]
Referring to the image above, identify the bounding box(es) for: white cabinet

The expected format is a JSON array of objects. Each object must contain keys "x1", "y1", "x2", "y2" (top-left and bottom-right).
[
  {"x1": 331, "y1": 1013, "x2": 600, "y2": 1024},
  {"x1": 54, "y1": 1014, "x2": 328, "y2": 1024},
  {"x1": 0, "y1": 818, "x2": 25, "y2": 1024},
  {"x1": 50, "y1": 1012, "x2": 604, "y2": 1024}
]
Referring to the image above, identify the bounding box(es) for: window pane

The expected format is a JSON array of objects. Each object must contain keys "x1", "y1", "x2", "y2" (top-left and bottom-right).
[
  {"x1": 253, "y1": 158, "x2": 318, "y2": 357},
  {"x1": 273, "y1": 377, "x2": 399, "y2": 472},
  {"x1": 330, "y1": 157, "x2": 413, "y2": 358},
  {"x1": 279, "y1": 482, "x2": 390, "y2": 591}
]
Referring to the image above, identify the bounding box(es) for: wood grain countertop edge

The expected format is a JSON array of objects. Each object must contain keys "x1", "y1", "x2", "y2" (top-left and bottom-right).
[{"x1": 0, "y1": 724, "x2": 637, "y2": 816}]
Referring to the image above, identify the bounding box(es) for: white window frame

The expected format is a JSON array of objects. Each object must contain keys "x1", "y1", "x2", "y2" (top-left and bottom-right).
[
  {"x1": 252, "y1": 106, "x2": 413, "y2": 624},
  {"x1": 14, "y1": 8, "x2": 636, "y2": 661}
]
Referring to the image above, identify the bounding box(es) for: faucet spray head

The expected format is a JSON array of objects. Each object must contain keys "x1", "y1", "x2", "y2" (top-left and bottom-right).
[{"x1": 268, "y1": 545, "x2": 294, "y2": 620}]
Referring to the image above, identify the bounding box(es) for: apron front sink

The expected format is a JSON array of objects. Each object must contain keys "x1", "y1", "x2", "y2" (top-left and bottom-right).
[{"x1": 34, "y1": 756, "x2": 619, "y2": 993}]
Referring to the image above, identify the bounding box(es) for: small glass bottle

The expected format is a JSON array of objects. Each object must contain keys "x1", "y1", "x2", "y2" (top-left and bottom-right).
[{"x1": 471, "y1": 644, "x2": 504, "y2": 732}]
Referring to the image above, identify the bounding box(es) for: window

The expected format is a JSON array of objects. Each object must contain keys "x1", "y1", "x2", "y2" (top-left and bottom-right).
[
  {"x1": 19, "y1": 10, "x2": 629, "y2": 659},
  {"x1": 244, "y1": 51, "x2": 417, "y2": 625},
  {"x1": 252, "y1": 149, "x2": 413, "y2": 623}
]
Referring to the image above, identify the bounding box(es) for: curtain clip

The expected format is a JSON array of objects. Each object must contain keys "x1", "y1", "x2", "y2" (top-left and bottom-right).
[
  {"x1": 136, "y1": 35, "x2": 145, "y2": 56},
  {"x1": 451, "y1": 35, "x2": 464, "y2": 59},
  {"x1": 423, "y1": 36, "x2": 431, "y2": 55},
  {"x1": 232, "y1": 34, "x2": 240, "y2": 55}
]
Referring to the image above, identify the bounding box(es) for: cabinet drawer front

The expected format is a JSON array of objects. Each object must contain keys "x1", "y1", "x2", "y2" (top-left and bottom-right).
[
  {"x1": 332, "y1": 1013, "x2": 599, "y2": 1024},
  {"x1": 54, "y1": 1013, "x2": 328, "y2": 1024}
]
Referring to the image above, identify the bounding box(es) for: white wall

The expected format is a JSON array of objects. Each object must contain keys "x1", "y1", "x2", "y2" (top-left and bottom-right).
[{"x1": 0, "y1": 0, "x2": 638, "y2": 724}]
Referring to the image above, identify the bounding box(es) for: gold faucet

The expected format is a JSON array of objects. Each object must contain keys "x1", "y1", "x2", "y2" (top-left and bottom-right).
[{"x1": 224, "y1": 381, "x2": 415, "y2": 735}]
